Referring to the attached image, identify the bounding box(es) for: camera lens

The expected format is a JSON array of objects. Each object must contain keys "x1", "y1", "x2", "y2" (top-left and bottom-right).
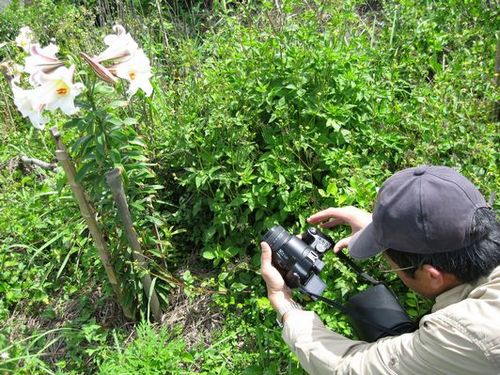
[
  {"x1": 262, "y1": 225, "x2": 292, "y2": 250},
  {"x1": 263, "y1": 226, "x2": 313, "y2": 262}
]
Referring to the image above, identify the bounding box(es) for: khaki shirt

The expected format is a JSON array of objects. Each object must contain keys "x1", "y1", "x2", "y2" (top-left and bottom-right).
[{"x1": 282, "y1": 266, "x2": 500, "y2": 374}]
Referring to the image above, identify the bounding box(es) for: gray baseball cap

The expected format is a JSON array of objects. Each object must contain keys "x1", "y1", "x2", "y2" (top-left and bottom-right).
[{"x1": 349, "y1": 165, "x2": 489, "y2": 259}]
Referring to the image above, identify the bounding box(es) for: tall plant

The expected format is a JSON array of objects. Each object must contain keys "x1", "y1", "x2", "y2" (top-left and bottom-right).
[{"x1": 3, "y1": 23, "x2": 170, "y2": 319}]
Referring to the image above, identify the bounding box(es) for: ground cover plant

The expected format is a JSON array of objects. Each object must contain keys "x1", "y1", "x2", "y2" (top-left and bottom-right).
[{"x1": 0, "y1": 0, "x2": 498, "y2": 373}]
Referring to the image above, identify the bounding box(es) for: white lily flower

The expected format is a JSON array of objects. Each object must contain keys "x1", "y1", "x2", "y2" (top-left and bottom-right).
[
  {"x1": 96, "y1": 24, "x2": 138, "y2": 63},
  {"x1": 82, "y1": 24, "x2": 154, "y2": 96},
  {"x1": 15, "y1": 26, "x2": 35, "y2": 52},
  {"x1": 35, "y1": 65, "x2": 84, "y2": 115},
  {"x1": 12, "y1": 84, "x2": 48, "y2": 130},
  {"x1": 33, "y1": 65, "x2": 84, "y2": 115},
  {"x1": 24, "y1": 43, "x2": 64, "y2": 86},
  {"x1": 11, "y1": 66, "x2": 84, "y2": 129},
  {"x1": 112, "y1": 49, "x2": 153, "y2": 96}
]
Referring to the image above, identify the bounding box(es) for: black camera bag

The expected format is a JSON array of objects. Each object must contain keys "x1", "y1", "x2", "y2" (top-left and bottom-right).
[{"x1": 345, "y1": 283, "x2": 417, "y2": 342}]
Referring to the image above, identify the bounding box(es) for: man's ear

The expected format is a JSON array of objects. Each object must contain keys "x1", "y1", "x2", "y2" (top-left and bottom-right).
[
  {"x1": 420, "y1": 264, "x2": 445, "y2": 289},
  {"x1": 420, "y1": 264, "x2": 461, "y2": 294}
]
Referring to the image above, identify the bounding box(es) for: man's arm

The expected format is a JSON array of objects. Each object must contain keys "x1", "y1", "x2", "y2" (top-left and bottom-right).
[
  {"x1": 282, "y1": 309, "x2": 494, "y2": 375},
  {"x1": 282, "y1": 310, "x2": 369, "y2": 374}
]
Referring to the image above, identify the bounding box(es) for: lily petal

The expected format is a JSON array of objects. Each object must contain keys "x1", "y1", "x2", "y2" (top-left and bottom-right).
[
  {"x1": 96, "y1": 24, "x2": 138, "y2": 63},
  {"x1": 33, "y1": 66, "x2": 85, "y2": 115},
  {"x1": 12, "y1": 84, "x2": 48, "y2": 129},
  {"x1": 113, "y1": 49, "x2": 153, "y2": 97},
  {"x1": 24, "y1": 43, "x2": 64, "y2": 86}
]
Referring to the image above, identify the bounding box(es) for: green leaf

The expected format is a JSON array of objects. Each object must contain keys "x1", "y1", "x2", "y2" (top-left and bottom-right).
[
  {"x1": 123, "y1": 118, "x2": 138, "y2": 125},
  {"x1": 232, "y1": 282, "x2": 247, "y2": 292},
  {"x1": 75, "y1": 162, "x2": 95, "y2": 182},
  {"x1": 108, "y1": 100, "x2": 129, "y2": 109},
  {"x1": 202, "y1": 250, "x2": 215, "y2": 260}
]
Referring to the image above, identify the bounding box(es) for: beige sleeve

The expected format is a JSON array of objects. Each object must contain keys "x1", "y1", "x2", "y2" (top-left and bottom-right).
[
  {"x1": 282, "y1": 310, "x2": 495, "y2": 375},
  {"x1": 282, "y1": 310, "x2": 380, "y2": 375}
]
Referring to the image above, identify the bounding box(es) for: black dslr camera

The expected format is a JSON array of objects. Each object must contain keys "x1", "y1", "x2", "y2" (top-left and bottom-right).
[{"x1": 262, "y1": 225, "x2": 334, "y2": 299}]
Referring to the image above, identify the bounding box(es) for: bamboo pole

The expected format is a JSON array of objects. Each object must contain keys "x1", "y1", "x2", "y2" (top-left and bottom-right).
[
  {"x1": 49, "y1": 126, "x2": 134, "y2": 320},
  {"x1": 105, "y1": 168, "x2": 162, "y2": 322}
]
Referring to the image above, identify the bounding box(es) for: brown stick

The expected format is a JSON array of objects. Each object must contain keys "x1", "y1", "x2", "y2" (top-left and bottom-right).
[
  {"x1": 154, "y1": 0, "x2": 169, "y2": 48},
  {"x1": 105, "y1": 168, "x2": 162, "y2": 322},
  {"x1": 49, "y1": 126, "x2": 134, "y2": 320},
  {"x1": 0, "y1": 76, "x2": 15, "y2": 137}
]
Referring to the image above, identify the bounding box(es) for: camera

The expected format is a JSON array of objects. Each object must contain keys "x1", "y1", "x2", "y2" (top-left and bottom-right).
[{"x1": 262, "y1": 225, "x2": 334, "y2": 298}]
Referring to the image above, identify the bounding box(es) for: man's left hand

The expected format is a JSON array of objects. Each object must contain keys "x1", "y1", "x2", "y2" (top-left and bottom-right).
[{"x1": 260, "y1": 241, "x2": 293, "y2": 311}]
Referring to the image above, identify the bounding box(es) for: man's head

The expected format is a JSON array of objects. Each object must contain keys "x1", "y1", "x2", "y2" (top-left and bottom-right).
[
  {"x1": 349, "y1": 165, "x2": 499, "y2": 295},
  {"x1": 384, "y1": 208, "x2": 500, "y2": 297}
]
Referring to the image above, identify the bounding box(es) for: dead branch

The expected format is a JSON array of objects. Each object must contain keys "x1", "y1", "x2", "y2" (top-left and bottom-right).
[{"x1": 20, "y1": 156, "x2": 58, "y2": 171}]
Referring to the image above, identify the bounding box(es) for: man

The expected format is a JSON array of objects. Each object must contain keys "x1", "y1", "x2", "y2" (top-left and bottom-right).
[{"x1": 260, "y1": 165, "x2": 500, "y2": 374}]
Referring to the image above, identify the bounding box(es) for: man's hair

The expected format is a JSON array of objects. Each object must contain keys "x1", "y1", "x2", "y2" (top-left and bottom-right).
[{"x1": 385, "y1": 208, "x2": 500, "y2": 283}]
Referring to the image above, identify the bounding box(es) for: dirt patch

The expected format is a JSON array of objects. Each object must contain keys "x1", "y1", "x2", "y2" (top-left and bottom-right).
[{"x1": 161, "y1": 289, "x2": 223, "y2": 348}]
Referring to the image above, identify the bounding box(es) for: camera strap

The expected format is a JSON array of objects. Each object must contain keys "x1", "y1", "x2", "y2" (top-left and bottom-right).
[
  {"x1": 299, "y1": 287, "x2": 350, "y2": 315},
  {"x1": 335, "y1": 251, "x2": 380, "y2": 286}
]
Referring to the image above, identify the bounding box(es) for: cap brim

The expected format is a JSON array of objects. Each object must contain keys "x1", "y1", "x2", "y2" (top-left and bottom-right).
[{"x1": 349, "y1": 223, "x2": 386, "y2": 259}]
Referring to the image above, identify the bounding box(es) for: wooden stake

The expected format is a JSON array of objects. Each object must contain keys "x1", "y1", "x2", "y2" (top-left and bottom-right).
[
  {"x1": 50, "y1": 126, "x2": 134, "y2": 320},
  {"x1": 106, "y1": 168, "x2": 162, "y2": 322}
]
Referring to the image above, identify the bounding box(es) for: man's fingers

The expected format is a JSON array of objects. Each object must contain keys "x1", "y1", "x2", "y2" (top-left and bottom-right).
[
  {"x1": 307, "y1": 207, "x2": 348, "y2": 225},
  {"x1": 319, "y1": 218, "x2": 344, "y2": 228},
  {"x1": 333, "y1": 236, "x2": 351, "y2": 253},
  {"x1": 260, "y1": 242, "x2": 272, "y2": 268}
]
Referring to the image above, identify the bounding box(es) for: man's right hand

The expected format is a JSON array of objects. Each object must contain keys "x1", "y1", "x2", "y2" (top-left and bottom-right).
[{"x1": 307, "y1": 206, "x2": 372, "y2": 253}]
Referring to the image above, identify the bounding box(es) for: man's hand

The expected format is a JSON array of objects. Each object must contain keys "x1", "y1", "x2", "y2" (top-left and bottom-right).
[
  {"x1": 260, "y1": 241, "x2": 293, "y2": 311},
  {"x1": 307, "y1": 206, "x2": 372, "y2": 253}
]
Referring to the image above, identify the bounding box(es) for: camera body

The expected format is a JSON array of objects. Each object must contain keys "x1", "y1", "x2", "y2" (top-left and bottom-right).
[{"x1": 262, "y1": 225, "x2": 334, "y2": 298}]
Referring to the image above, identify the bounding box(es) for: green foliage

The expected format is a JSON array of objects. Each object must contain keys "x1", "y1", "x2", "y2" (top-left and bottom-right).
[
  {"x1": 0, "y1": 167, "x2": 88, "y2": 316},
  {"x1": 153, "y1": 0, "x2": 498, "y2": 267},
  {"x1": 0, "y1": 0, "x2": 99, "y2": 59}
]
